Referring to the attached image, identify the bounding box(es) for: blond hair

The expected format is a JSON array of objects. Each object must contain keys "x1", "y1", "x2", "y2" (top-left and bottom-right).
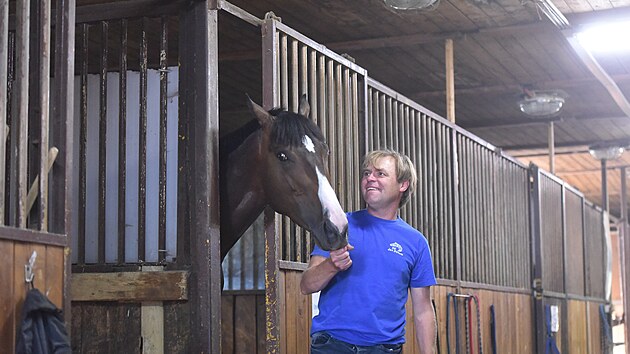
[{"x1": 362, "y1": 149, "x2": 417, "y2": 208}]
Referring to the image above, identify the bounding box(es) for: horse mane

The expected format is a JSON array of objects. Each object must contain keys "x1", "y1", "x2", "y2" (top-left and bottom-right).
[
  {"x1": 269, "y1": 109, "x2": 326, "y2": 147},
  {"x1": 219, "y1": 108, "x2": 325, "y2": 160}
]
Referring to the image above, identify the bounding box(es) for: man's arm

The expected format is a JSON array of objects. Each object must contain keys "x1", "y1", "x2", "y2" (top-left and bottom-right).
[
  {"x1": 410, "y1": 286, "x2": 436, "y2": 354},
  {"x1": 300, "y1": 245, "x2": 353, "y2": 295}
]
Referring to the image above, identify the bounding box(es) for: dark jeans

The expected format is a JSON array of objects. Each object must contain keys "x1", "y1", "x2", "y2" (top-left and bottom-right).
[{"x1": 310, "y1": 331, "x2": 403, "y2": 354}]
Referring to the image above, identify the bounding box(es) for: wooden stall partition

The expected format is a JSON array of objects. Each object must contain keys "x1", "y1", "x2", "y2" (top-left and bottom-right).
[
  {"x1": 430, "y1": 285, "x2": 534, "y2": 354},
  {"x1": 221, "y1": 291, "x2": 265, "y2": 354},
  {"x1": 587, "y1": 301, "x2": 604, "y2": 354},
  {"x1": 278, "y1": 265, "x2": 312, "y2": 354},
  {"x1": 0, "y1": 239, "x2": 66, "y2": 353},
  {"x1": 567, "y1": 299, "x2": 589, "y2": 354}
]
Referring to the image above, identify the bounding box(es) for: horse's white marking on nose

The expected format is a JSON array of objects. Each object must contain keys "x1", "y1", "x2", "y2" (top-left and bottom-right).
[
  {"x1": 302, "y1": 135, "x2": 315, "y2": 153},
  {"x1": 316, "y1": 167, "x2": 348, "y2": 233}
]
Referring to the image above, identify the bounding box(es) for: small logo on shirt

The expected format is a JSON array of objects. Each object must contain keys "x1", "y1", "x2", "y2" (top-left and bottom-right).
[{"x1": 388, "y1": 242, "x2": 404, "y2": 256}]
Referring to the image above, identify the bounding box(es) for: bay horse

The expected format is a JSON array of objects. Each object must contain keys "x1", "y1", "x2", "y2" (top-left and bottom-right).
[{"x1": 219, "y1": 95, "x2": 348, "y2": 259}]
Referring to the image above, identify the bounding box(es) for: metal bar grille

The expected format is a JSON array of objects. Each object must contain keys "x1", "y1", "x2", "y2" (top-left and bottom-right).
[
  {"x1": 266, "y1": 20, "x2": 367, "y2": 263},
  {"x1": 71, "y1": 17, "x2": 178, "y2": 265}
]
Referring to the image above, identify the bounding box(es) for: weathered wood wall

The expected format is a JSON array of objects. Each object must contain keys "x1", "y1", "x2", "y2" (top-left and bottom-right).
[{"x1": 0, "y1": 240, "x2": 65, "y2": 353}]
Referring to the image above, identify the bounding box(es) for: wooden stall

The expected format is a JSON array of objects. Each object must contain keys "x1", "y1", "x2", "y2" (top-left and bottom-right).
[
  {"x1": 1, "y1": 1, "x2": 612, "y2": 353},
  {"x1": 0, "y1": 0, "x2": 75, "y2": 352}
]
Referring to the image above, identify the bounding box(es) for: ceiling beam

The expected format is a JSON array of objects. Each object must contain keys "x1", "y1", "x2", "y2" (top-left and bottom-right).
[
  {"x1": 324, "y1": 22, "x2": 556, "y2": 52},
  {"x1": 502, "y1": 137, "x2": 630, "y2": 151},
  {"x1": 564, "y1": 34, "x2": 630, "y2": 118},
  {"x1": 413, "y1": 73, "x2": 630, "y2": 99},
  {"x1": 463, "y1": 114, "x2": 627, "y2": 129}
]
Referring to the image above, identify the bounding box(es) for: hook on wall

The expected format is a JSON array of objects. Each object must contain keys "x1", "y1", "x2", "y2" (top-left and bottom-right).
[{"x1": 24, "y1": 251, "x2": 37, "y2": 289}]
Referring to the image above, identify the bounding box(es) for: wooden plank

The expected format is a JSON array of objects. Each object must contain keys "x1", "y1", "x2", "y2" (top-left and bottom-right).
[
  {"x1": 44, "y1": 245, "x2": 64, "y2": 308},
  {"x1": 0, "y1": 240, "x2": 14, "y2": 353},
  {"x1": 221, "y1": 295, "x2": 235, "y2": 354},
  {"x1": 141, "y1": 266, "x2": 164, "y2": 354},
  {"x1": 71, "y1": 271, "x2": 188, "y2": 301},
  {"x1": 284, "y1": 271, "x2": 297, "y2": 354},
  {"x1": 75, "y1": 302, "x2": 141, "y2": 354},
  {"x1": 235, "y1": 295, "x2": 257, "y2": 354},
  {"x1": 257, "y1": 293, "x2": 266, "y2": 354}
]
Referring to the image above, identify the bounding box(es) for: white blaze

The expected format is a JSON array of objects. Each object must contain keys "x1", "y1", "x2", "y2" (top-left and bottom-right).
[
  {"x1": 316, "y1": 166, "x2": 348, "y2": 233},
  {"x1": 302, "y1": 135, "x2": 316, "y2": 153}
]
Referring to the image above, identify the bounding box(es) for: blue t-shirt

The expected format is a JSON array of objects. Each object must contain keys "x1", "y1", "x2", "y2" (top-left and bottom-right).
[{"x1": 310, "y1": 210, "x2": 437, "y2": 346}]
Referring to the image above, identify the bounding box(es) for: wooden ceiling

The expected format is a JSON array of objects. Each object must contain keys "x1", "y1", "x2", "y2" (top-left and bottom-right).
[{"x1": 70, "y1": 0, "x2": 630, "y2": 218}]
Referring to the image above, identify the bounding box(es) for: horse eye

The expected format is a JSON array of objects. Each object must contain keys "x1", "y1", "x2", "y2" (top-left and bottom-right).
[{"x1": 276, "y1": 152, "x2": 288, "y2": 161}]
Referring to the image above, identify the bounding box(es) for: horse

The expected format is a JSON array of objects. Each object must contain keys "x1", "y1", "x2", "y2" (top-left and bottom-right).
[{"x1": 219, "y1": 95, "x2": 349, "y2": 260}]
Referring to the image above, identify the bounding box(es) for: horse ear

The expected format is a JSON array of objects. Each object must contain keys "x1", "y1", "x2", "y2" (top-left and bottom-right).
[
  {"x1": 246, "y1": 94, "x2": 274, "y2": 128},
  {"x1": 298, "y1": 94, "x2": 310, "y2": 117}
]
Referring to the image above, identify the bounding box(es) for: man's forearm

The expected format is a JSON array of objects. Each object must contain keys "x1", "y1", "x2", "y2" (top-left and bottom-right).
[
  {"x1": 300, "y1": 258, "x2": 339, "y2": 294},
  {"x1": 415, "y1": 306, "x2": 437, "y2": 353}
]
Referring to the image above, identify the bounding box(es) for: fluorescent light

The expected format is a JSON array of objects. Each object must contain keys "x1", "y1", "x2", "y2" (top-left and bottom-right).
[{"x1": 576, "y1": 20, "x2": 630, "y2": 53}]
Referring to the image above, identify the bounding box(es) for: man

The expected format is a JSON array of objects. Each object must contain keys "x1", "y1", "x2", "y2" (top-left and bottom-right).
[{"x1": 301, "y1": 149, "x2": 437, "y2": 354}]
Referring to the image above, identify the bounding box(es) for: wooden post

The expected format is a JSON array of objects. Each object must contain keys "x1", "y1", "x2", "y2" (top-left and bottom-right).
[
  {"x1": 179, "y1": 3, "x2": 221, "y2": 353},
  {"x1": 445, "y1": 38, "x2": 455, "y2": 124}
]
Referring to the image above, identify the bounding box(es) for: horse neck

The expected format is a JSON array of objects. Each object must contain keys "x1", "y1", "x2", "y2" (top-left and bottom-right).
[{"x1": 221, "y1": 130, "x2": 268, "y2": 258}]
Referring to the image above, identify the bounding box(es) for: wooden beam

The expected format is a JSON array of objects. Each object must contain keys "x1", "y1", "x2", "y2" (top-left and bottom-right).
[
  {"x1": 414, "y1": 73, "x2": 630, "y2": 99},
  {"x1": 445, "y1": 39, "x2": 455, "y2": 123},
  {"x1": 71, "y1": 271, "x2": 189, "y2": 301},
  {"x1": 502, "y1": 137, "x2": 630, "y2": 151},
  {"x1": 464, "y1": 114, "x2": 627, "y2": 129},
  {"x1": 565, "y1": 34, "x2": 630, "y2": 118}
]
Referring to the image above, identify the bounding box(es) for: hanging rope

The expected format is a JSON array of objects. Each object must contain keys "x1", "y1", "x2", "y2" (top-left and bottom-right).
[
  {"x1": 490, "y1": 305, "x2": 497, "y2": 354},
  {"x1": 446, "y1": 293, "x2": 462, "y2": 354},
  {"x1": 447, "y1": 293, "x2": 483, "y2": 354}
]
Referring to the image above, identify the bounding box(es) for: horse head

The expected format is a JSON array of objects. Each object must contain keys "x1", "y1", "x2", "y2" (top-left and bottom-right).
[{"x1": 246, "y1": 95, "x2": 348, "y2": 252}]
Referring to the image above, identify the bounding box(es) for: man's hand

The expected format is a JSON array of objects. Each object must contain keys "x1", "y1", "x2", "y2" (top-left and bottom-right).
[{"x1": 329, "y1": 244, "x2": 354, "y2": 271}]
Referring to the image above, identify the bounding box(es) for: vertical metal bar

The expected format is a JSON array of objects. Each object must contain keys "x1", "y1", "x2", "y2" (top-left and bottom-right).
[
  {"x1": 452, "y1": 130, "x2": 461, "y2": 282},
  {"x1": 280, "y1": 33, "x2": 288, "y2": 109},
  {"x1": 530, "y1": 165, "x2": 546, "y2": 354},
  {"x1": 290, "y1": 38, "x2": 297, "y2": 111},
  {"x1": 51, "y1": 0, "x2": 75, "y2": 328},
  {"x1": 6, "y1": 32, "x2": 14, "y2": 226},
  {"x1": 351, "y1": 73, "x2": 360, "y2": 210},
  {"x1": 317, "y1": 54, "x2": 325, "y2": 133},
  {"x1": 308, "y1": 49, "x2": 317, "y2": 121},
  {"x1": 98, "y1": 21, "x2": 108, "y2": 263},
  {"x1": 158, "y1": 16, "x2": 168, "y2": 263},
  {"x1": 326, "y1": 59, "x2": 335, "y2": 185},
  {"x1": 620, "y1": 167, "x2": 630, "y2": 353},
  {"x1": 0, "y1": 0, "x2": 8, "y2": 224},
  {"x1": 16, "y1": 0, "x2": 30, "y2": 228},
  {"x1": 118, "y1": 19, "x2": 128, "y2": 264},
  {"x1": 78, "y1": 23, "x2": 87, "y2": 265},
  {"x1": 262, "y1": 18, "x2": 280, "y2": 354},
  {"x1": 38, "y1": 0, "x2": 51, "y2": 231},
  {"x1": 138, "y1": 17, "x2": 148, "y2": 262}
]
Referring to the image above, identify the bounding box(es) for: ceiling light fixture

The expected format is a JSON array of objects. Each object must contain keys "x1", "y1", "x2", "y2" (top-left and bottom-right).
[
  {"x1": 588, "y1": 145, "x2": 625, "y2": 161},
  {"x1": 518, "y1": 90, "x2": 567, "y2": 118},
  {"x1": 384, "y1": 0, "x2": 439, "y2": 10}
]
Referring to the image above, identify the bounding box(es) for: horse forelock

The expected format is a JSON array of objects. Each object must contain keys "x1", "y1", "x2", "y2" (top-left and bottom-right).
[{"x1": 269, "y1": 110, "x2": 325, "y2": 149}]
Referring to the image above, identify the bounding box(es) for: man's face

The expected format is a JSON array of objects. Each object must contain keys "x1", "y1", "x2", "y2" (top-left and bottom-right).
[{"x1": 361, "y1": 156, "x2": 408, "y2": 210}]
